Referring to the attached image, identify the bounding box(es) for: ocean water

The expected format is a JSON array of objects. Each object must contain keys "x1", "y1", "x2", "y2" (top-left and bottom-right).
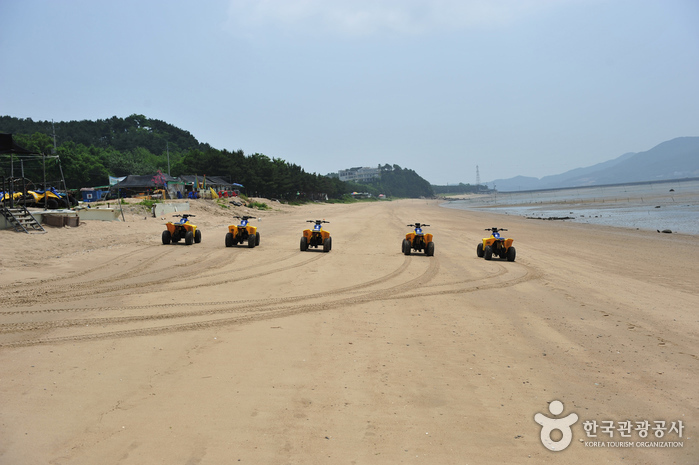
[{"x1": 441, "y1": 179, "x2": 699, "y2": 235}]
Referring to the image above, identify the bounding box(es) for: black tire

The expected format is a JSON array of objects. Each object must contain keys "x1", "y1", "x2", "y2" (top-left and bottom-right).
[
  {"x1": 300, "y1": 236, "x2": 308, "y2": 251},
  {"x1": 403, "y1": 239, "x2": 411, "y2": 256},
  {"x1": 69, "y1": 195, "x2": 79, "y2": 207},
  {"x1": 402, "y1": 239, "x2": 409, "y2": 254},
  {"x1": 248, "y1": 234, "x2": 255, "y2": 248},
  {"x1": 323, "y1": 237, "x2": 331, "y2": 252},
  {"x1": 47, "y1": 199, "x2": 59, "y2": 209},
  {"x1": 255, "y1": 231, "x2": 260, "y2": 246},
  {"x1": 194, "y1": 229, "x2": 202, "y2": 244},
  {"x1": 327, "y1": 237, "x2": 332, "y2": 251},
  {"x1": 484, "y1": 245, "x2": 493, "y2": 260},
  {"x1": 476, "y1": 243, "x2": 484, "y2": 257},
  {"x1": 225, "y1": 232, "x2": 233, "y2": 247},
  {"x1": 162, "y1": 230, "x2": 171, "y2": 245},
  {"x1": 185, "y1": 230, "x2": 194, "y2": 245},
  {"x1": 426, "y1": 241, "x2": 435, "y2": 256},
  {"x1": 507, "y1": 246, "x2": 516, "y2": 262}
]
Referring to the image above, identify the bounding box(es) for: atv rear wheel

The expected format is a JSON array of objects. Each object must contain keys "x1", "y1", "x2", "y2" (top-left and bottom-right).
[
  {"x1": 162, "y1": 230, "x2": 171, "y2": 245},
  {"x1": 484, "y1": 245, "x2": 493, "y2": 260},
  {"x1": 248, "y1": 235, "x2": 255, "y2": 248},
  {"x1": 476, "y1": 243, "x2": 484, "y2": 257},
  {"x1": 300, "y1": 236, "x2": 308, "y2": 251},
  {"x1": 255, "y1": 232, "x2": 260, "y2": 246},
  {"x1": 225, "y1": 232, "x2": 233, "y2": 247},
  {"x1": 194, "y1": 229, "x2": 202, "y2": 243},
  {"x1": 507, "y1": 246, "x2": 516, "y2": 262},
  {"x1": 185, "y1": 231, "x2": 194, "y2": 245},
  {"x1": 426, "y1": 241, "x2": 435, "y2": 256}
]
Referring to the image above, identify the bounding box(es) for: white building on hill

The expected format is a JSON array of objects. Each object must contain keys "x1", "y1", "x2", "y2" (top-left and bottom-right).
[{"x1": 338, "y1": 166, "x2": 380, "y2": 183}]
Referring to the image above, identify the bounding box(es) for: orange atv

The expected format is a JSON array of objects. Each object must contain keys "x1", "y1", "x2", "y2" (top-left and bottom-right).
[
  {"x1": 300, "y1": 220, "x2": 331, "y2": 252},
  {"x1": 477, "y1": 227, "x2": 515, "y2": 261},
  {"x1": 162, "y1": 214, "x2": 201, "y2": 245},
  {"x1": 225, "y1": 215, "x2": 260, "y2": 248},
  {"x1": 402, "y1": 223, "x2": 434, "y2": 256}
]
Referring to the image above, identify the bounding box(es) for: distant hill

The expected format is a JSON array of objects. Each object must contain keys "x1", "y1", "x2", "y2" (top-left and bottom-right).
[
  {"x1": 1, "y1": 114, "x2": 433, "y2": 199},
  {"x1": 490, "y1": 137, "x2": 699, "y2": 192}
]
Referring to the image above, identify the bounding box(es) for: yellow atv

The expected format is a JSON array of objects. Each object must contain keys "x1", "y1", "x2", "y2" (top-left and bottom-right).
[
  {"x1": 25, "y1": 188, "x2": 78, "y2": 209},
  {"x1": 162, "y1": 214, "x2": 201, "y2": 245},
  {"x1": 300, "y1": 220, "x2": 331, "y2": 252},
  {"x1": 402, "y1": 223, "x2": 434, "y2": 256},
  {"x1": 477, "y1": 227, "x2": 515, "y2": 261},
  {"x1": 225, "y1": 215, "x2": 260, "y2": 248}
]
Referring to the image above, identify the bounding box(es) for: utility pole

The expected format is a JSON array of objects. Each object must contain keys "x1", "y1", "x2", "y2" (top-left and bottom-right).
[
  {"x1": 166, "y1": 141, "x2": 171, "y2": 176},
  {"x1": 51, "y1": 120, "x2": 58, "y2": 154},
  {"x1": 476, "y1": 165, "x2": 481, "y2": 193}
]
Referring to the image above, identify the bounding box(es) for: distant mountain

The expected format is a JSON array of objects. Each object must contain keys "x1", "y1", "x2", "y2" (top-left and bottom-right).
[{"x1": 490, "y1": 137, "x2": 699, "y2": 192}]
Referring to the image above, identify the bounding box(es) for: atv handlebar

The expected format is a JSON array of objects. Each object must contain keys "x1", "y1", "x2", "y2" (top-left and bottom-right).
[
  {"x1": 307, "y1": 220, "x2": 329, "y2": 224},
  {"x1": 407, "y1": 223, "x2": 430, "y2": 228},
  {"x1": 234, "y1": 215, "x2": 256, "y2": 220},
  {"x1": 486, "y1": 227, "x2": 507, "y2": 232},
  {"x1": 174, "y1": 214, "x2": 195, "y2": 218}
]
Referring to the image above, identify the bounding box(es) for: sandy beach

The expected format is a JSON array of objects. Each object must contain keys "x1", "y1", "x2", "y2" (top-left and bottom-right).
[{"x1": 0, "y1": 198, "x2": 697, "y2": 464}]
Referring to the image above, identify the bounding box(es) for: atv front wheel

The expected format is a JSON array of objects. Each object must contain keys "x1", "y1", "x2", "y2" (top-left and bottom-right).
[
  {"x1": 162, "y1": 230, "x2": 171, "y2": 245},
  {"x1": 403, "y1": 239, "x2": 411, "y2": 256},
  {"x1": 255, "y1": 232, "x2": 260, "y2": 246},
  {"x1": 225, "y1": 232, "x2": 233, "y2": 247},
  {"x1": 476, "y1": 243, "x2": 484, "y2": 257},
  {"x1": 300, "y1": 236, "x2": 308, "y2": 251},
  {"x1": 185, "y1": 231, "x2": 194, "y2": 245},
  {"x1": 194, "y1": 229, "x2": 202, "y2": 243},
  {"x1": 484, "y1": 245, "x2": 493, "y2": 260},
  {"x1": 426, "y1": 241, "x2": 435, "y2": 256},
  {"x1": 248, "y1": 234, "x2": 255, "y2": 248},
  {"x1": 323, "y1": 237, "x2": 331, "y2": 252},
  {"x1": 507, "y1": 246, "x2": 516, "y2": 262}
]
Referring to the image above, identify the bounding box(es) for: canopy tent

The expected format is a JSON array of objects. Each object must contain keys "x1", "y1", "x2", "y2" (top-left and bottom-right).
[
  {"x1": 110, "y1": 174, "x2": 178, "y2": 189},
  {"x1": 109, "y1": 173, "x2": 181, "y2": 199}
]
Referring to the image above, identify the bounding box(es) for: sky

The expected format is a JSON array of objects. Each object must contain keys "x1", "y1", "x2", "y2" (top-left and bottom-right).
[{"x1": 1, "y1": 0, "x2": 698, "y2": 185}]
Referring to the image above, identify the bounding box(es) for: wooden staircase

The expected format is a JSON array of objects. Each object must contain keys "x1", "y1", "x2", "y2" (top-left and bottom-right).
[{"x1": 1, "y1": 205, "x2": 46, "y2": 234}]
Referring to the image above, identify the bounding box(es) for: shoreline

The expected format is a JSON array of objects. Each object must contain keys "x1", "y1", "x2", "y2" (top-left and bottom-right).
[{"x1": 440, "y1": 179, "x2": 699, "y2": 235}]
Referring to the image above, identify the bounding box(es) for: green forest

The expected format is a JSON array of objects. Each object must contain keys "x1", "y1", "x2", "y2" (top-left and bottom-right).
[{"x1": 0, "y1": 114, "x2": 434, "y2": 200}]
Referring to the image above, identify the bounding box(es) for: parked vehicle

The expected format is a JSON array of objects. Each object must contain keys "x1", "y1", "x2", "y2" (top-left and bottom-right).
[
  {"x1": 477, "y1": 227, "x2": 515, "y2": 261},
  {"x1": 300, "y1": 220, "x2": 331, "y2": 252},
  {"x1": 162, "y1": 214, "x2": 201, "y2": 245},
  {"x1": 225, "y1": 215, "x2": 260, "y2": 248},
  {"x1": 402, "y1": 223, "x2": 434, "y2": 256}
]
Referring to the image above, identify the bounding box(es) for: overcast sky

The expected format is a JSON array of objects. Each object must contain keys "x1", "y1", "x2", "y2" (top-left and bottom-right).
[{"x1": 1, "y1": 0, "x2": 698, "y2": 185}]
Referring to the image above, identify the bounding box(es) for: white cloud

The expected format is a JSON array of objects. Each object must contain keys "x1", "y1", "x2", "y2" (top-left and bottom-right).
[{"x1": 226, "y1": 0, "x2": 571, "y2": 37}]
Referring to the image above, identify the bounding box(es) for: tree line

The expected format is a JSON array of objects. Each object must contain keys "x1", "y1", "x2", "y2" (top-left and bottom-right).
[{"x1": 1, "y1": 114, "x2": 434, "y2": 200}]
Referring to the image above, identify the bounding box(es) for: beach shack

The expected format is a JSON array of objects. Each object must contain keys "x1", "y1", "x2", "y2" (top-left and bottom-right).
[{"x1": 80, "y1": 187, "x2": 108, "y2": 202}]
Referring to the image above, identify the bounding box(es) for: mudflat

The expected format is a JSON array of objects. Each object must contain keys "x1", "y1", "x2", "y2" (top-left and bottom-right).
[{"x1": 1, "y1": 198, "x2": 696, "y2": 464}]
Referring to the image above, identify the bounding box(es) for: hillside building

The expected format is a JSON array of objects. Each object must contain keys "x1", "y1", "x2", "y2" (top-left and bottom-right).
[{"x1": 338, "y1": 166, "x2": 380, "y2": 183}]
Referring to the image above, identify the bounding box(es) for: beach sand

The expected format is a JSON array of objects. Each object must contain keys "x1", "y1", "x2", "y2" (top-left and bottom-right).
[{"x1": 0, "y1": 198, "x2": 697, "y2": 464}]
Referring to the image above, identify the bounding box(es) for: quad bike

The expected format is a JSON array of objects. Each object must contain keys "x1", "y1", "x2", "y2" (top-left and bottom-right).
[
  {"x1": 477, "y1": 227, "x2": 515, "y2": 261},
  {"x1": 162, "y1": 214, "x2": 201, "y2": 245},
  {"x1": 300, "y1": 220, "x2": 331, "y2": 252},
  {"x1": 402, "y1": 223, "x2": 434, "y2": 256},
  {"x1": 225, "y1": 215, "x2": 260, "y2": 248},
  {"x1": 22, "y1": 188, "x2": 78, "y2": 209}
]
